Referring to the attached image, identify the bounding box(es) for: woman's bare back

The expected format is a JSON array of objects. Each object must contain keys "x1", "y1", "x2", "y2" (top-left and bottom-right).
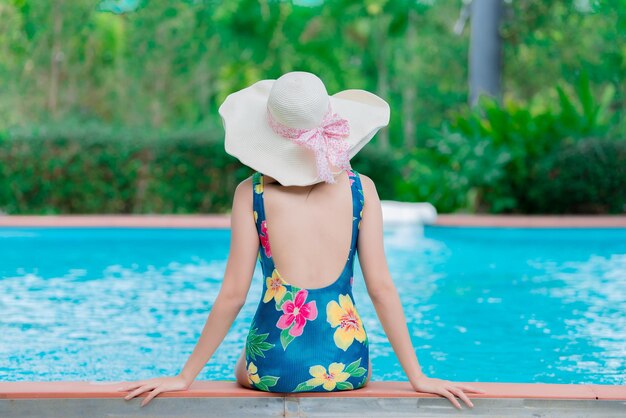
[{"x1": 262, "y1": 170, "x2": 355, "y2": 290}]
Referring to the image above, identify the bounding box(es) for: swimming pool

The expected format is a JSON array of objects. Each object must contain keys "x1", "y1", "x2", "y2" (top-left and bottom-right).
[{"x1": 1, "y1": 226, "x2": 624, "y2": 385}]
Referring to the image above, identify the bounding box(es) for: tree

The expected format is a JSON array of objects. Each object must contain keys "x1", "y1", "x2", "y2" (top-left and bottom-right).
[{"x1": 468, "y1": 0, "x2": 503, "y2": 105}]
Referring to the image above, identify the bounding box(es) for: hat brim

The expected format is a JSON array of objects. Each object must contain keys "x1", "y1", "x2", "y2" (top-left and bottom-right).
[{"x1": 219, "y1": 79, "x2": 390, "y2": 186}]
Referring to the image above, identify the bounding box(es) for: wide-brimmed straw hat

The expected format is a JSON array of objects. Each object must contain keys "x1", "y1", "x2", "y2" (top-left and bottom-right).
[{"x1": 218, "y1": 71, "x2": 390, "y2": 186}]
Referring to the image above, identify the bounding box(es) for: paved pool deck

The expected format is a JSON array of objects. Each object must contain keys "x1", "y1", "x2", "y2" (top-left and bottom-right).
[{"x1": 1, "y1": 214, "x2": 625, "y2": 416}]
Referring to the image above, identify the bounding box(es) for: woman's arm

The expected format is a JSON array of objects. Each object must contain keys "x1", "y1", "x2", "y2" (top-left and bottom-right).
[
  {"x1": 357, "y1": 174, "x2": 483, "y2": 410},
  {"x1": 178, "y1": 177, "x2": 259, "y2": 384},
  {"x1": 118, "y1": 177, "x2": 259, "y2": 406}
]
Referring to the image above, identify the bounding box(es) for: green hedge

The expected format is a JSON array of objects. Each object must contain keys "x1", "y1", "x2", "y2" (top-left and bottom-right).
[
  {"x1": 0, "y1": 124, "x2": 398, "y2": 215},
  {"x1": 0, "y1": 125, "x2": 249, "y2": 214},
  {"x1": 527, "y1": 138, "x2": 626, "y2": 214},
  {"x1": 1, "y1": 123, "x2": 623, "y2": 215}
]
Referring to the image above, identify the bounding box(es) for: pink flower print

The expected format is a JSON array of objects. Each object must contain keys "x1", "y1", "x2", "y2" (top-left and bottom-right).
[
  {"x1": 350, "y1": 276, "x2": 354, "y2": 286},
  {"x1": 276, "y1": 289, "x2": 318, "y2": 337},
  {"x1": 346, "y1": 169, "x2": 355, "y2": 186},
  {"x1": 260, "y1": 220, "x2": 272, "y2": 258}
]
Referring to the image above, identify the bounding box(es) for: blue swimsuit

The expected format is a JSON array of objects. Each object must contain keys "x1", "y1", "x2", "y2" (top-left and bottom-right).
[{"x1": 244, "y1": 168, "x2": 369, "y2": 393}]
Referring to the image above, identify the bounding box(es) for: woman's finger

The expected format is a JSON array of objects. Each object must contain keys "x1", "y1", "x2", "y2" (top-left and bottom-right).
[
  {"x1": 455, "y1": 383, "x2": 486, "y2": 393},
  {"x1": 448, "y1": 386, "x2": 474, "y2": 408},
  {"x1": 124, "y1": 384, "x2": 156, "y2": 401},
  {"x1": 437, "y1": 388, "x2": 462, "y2": 410},
  {"x1": 117, "y1": 381, "x2": 146, "y2": 392},
  {"x1": 141, "y1": 387, "x2": 163, "y2": 407}
]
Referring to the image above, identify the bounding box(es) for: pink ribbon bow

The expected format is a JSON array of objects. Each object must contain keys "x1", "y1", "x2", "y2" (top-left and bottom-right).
[{"x1": 267, "y1": 105, "x2": 351, "y2": 184}]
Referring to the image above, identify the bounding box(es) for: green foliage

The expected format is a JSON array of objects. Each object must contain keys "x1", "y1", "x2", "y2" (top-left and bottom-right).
[
  {"x1": 0, "y1": 0, "x2": 469, "y2": 144},
  {"x1": 350, "y1": 146, "x2": 400, "y2": 201},
  {"x1": 442, "y1": 75, "x2": 617, "y2": 213},
  {"x1": 0, "y1": 123, "x2": 403, "y2": 215},
  {"x1": 395, "y1": 129, "x2": 510, "y2": 213},
  {"x1": 245, "y1": 323, "x2": 275, "y2": 361},
  {"x1": 254, "y1": 375, "x2": 279, "y2": 391},
  {"x1": 501, "y1": 1, "x2": 626, "y2": 120},
  {"x1": 0, "y1": 122, "x2": 251, "y2": 214},
  {"x1": 335, "y1": 381, "x2": 353, "y2": 390},
  {"x1": 385, "y1": 74, "x2": 623, "y2": 214},
  {"x1": 279, "y1": 328, "x2": 295, "y2": 351},
  {"x1": 527, "y1": 138, "x2": 626, "y2": 214},
  {"x1": 292, "y1": 381, "x2": 315, "y2": 392},
  {"x1": 1, "y1": 1, "x2": 625, "y2": 214},
  {"x1": 344, "y1": 357, "x2": 367, "y2": 377}
]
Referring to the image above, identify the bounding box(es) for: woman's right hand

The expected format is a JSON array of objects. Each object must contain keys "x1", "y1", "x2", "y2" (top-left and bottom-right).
[
  {"x1": 117, "y1": 375, "x2": 191, "y2": 407},
  {"x1": 411, "y1": 374, "x2": 485, "y2": 410}
]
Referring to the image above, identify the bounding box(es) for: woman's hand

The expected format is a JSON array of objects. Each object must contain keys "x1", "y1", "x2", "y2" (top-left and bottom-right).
[
  {"x1": 117, "y1": 375, "x2": 190, "y2": 407},
  {"x1": 411, "y1": 374, "x2": 485, "y2": 410}
]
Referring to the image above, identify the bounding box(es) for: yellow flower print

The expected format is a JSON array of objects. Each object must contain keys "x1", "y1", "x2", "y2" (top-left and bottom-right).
[
  {"x1": 254, "y1": 210, "x2": 258, "y2": 223},
  {"x1": 247, "y1": 361, "x2": 280, "y2": 391},
  {"x1": 254, "y1": 179, "x2": 264, "y2": 194},
  {"x1": 306, "y1": 362, "x2": 351, "y2": 391},
  {"x1": 326, "y1": 294, "x2": 366, "y2": 351},
  {"x1": 247, "y1": 361, "x2": 261, "y2": 385},
  {"x1": 293, "y1": 358, "x2": 365, "y2": 392},
  {"x1": 263, "y1": 269, "x2": 287, "y2": 304},
  {"x1": 358, "y1": 208, "x2": 363, "y2": 229}
]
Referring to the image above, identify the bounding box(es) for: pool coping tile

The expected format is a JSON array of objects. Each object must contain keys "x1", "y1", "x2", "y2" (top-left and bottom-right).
[
  {"x1": 587, "y1": 384, "x2": 626, "y2": 400},
  {"x1": 434, "y1": 214, "x2": 626, "y2": 228},
  {"x1": 1, "y1": 214, "x2": 625, "y2": 228},
  {"x1": 1, "y1": 381, "x2": 624, "y2": 400}
]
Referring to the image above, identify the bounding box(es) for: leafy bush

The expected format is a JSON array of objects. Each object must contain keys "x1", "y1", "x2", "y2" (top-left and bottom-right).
[
  {"x1": 446, "y1": 74, "x2": 617, "y2": 213},
  {"x1": 1, "y1": 75, "x2": 622, "y2": 215},
  {"x1": 0, "y1": 123, "x2": 251, "y2": 214},
  {"x1": 0, "y1": 122, "x2": 398, "y2": 215},
  {"x1": 350, "y1": 146, "x2": 400, "y2": 201},
  {"x1": 393, "y1": 129, "x2": 509, "y2": 213},
  {"x1": 526, "y1": 138, "x2": 626, "y2": 214}
]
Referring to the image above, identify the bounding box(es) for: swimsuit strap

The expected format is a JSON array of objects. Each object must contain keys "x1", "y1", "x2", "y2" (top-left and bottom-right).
[
  {"x1": 251, "y1": 172, "x2": 267, "y2": 248},
  {"x1": 348, "y1": 168, "x2": 364, "y2": 259}
]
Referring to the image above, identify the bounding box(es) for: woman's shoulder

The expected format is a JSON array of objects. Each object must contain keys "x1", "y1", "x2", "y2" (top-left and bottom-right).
[
  {"x1": 355, "y1": 172, "x2": 379, "y2": 203},
  {"x1": 236, "y1": 175, "x2": 254, "y2": 189},
  {"x1": 356, "y1": 172, "x2": 373, "y2": 186},
  {"x1": 232, "y1": 175, "x2": 254, "y2": 203}
]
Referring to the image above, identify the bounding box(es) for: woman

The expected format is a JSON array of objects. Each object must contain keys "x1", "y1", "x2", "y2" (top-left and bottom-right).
[{"x1": 117, "y1": 71, "x2": 483, "y2": 409}]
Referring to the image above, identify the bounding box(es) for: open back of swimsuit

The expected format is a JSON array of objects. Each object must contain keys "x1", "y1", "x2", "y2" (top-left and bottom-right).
[{"x1": 245, "y1": 168, "x2": 369, "y2": 393}]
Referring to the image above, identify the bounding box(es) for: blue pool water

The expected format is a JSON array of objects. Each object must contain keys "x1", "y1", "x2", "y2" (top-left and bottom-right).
[{"x1": 1, "y1": 226, "x2": 625, "y2": 385}]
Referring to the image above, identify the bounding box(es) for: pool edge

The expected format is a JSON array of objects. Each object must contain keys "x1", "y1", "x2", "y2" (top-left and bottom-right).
[
  {"x1": 1, "y1": 214, "x2": 625, "y2": 228},
  {"x1": 1, "y1": 380, "x2": 624, "y2": 400},
  {"x1": 1, "y1": 381, "x2": 625, "y2": 418},
  {"x1": 434, "y1": 214, "x2": 626, "y2": 228}
]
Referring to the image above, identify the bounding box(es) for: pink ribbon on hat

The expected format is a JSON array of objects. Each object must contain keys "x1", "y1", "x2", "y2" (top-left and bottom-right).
[{"x1": 266, "y1": 104, "x2": 351, "y2": 184}]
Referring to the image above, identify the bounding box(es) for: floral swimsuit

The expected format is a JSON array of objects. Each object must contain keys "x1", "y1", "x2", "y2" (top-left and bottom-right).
[{"x1": 245, "y1": 168, "x2": 369, "y2": 393}]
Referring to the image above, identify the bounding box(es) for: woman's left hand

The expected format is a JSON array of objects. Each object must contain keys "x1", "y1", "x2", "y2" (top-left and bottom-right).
[{"x1": 410, "y1": 374, "x2": 485, "y2": 410}]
